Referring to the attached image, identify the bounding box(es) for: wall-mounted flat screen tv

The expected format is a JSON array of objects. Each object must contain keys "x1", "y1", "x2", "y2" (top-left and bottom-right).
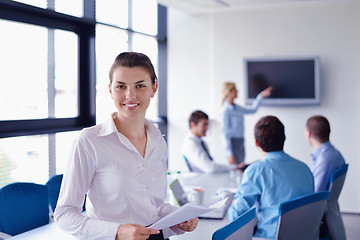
[{"x1": 244, "y1": 56, "x2": 320, "y2": 106}]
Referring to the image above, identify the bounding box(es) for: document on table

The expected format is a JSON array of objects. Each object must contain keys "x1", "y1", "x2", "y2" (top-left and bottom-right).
[{"x1": 149, "y1": 197, "x2": 228, "y2": 230}]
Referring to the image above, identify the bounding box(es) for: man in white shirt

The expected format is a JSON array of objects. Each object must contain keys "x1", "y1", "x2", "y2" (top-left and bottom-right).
[{"x1": 181, "y1": 110, "x2": 246, "y2": 173}]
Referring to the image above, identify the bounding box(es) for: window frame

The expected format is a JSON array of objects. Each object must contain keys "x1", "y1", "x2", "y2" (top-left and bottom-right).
[
  {"x1": 0, "y1": 1, "x2": 96, "y2": 138},
  {"x1": 0, "y1": 0, "x2": 168, "y2": 187},
  {"x1": 0, "y1": 1, "x2": 168, "y2": 179},
  {"x1": 157, "y1": 4, "x2": 168, "y2": 141}
]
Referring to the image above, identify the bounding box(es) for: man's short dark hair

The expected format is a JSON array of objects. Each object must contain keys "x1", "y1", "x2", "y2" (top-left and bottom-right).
[
  {"x1": 306, "y1": 115, "x2": 330, "y2": 143},
  {"x1": 189, "y1": 110, "x2": 208, "y2": 128},
  {"x1": 254, "y1": 116, "x2": 286, "y2": 152}
]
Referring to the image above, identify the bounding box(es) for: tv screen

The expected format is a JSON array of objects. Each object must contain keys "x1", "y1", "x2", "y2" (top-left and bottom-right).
[{"x1": 244, "y1": 57, "x2": 320, "y2": 106}]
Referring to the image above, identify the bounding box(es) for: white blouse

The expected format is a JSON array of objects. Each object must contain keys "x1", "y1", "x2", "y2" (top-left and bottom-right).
[{"x1": 54, "y1": 113, "x2": 183, "y2": 239}]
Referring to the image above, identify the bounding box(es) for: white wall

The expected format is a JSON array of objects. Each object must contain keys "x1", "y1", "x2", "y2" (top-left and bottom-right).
[
  {"x1": 167, "y1": 9, "x2": 214, "y2": 170},
  {"x1": 167, "y1": 1, "x2": 360, "y2": 212}
]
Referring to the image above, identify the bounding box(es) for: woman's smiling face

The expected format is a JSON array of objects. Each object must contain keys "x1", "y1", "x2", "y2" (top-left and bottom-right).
[{"x1": 109, "y1": 66, "x2": 157, "y2": 120}]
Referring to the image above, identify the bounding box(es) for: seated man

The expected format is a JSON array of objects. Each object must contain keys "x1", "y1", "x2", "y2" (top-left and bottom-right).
[
  {"x1": 305, "y1": 115, "x2": 346, "y2": 237},
  {"x1": 228, "y1": 116, "x2": 314, "y2": 239},
  {"x1": 181, "y1": 110, "x2": 246, "y2": 173},
  {"x1": 305, "y1": 115, "x2": 346, "y2": 192}
]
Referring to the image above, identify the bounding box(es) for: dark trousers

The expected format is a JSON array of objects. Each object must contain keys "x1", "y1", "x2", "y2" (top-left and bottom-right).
[
  {"x1": 147, "y1": 230, "x2": 169, "y2": 240},
  {"x1": 230, "y1": 137, "x2": 245, "y2": 164},
  {"x1": 319, "y1": 215, "x2": 329, "y2": 238}
]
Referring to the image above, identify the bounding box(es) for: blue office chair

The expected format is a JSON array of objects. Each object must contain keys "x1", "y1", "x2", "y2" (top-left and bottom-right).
[
  {"x1": 274, "y1": 191, "x2": 329, "y2": 240},
  {"x1": 46, "y1": 174, "x2": 63, "y2": 212},
  {"x1": 212, "y1": 207, "x2": 257, "y2": 240},
  {"x1": 45, "y1": 174, "x2": 86, "y2": 213},
  {"x1": 0, "y1": 182, "x2": 49, "y2": 236},
  {"x1": 324, "y1": 164, "x2": 348, "y2": 240},
  {"x1": 183, "y1": 155, "x2": 193, "y2": 172}
]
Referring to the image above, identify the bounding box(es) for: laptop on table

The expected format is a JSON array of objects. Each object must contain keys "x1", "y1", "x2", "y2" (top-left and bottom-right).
[{"x1": 169, "y1": 178, "x2": 234, "y2": 220}]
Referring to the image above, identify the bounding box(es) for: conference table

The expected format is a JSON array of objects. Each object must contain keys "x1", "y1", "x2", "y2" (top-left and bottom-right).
[
  {"x1": 9, "y1": 171, "x2": 242, "y2": 240},
  {"x1": 170, "y1": 170, "x2": 242, "y2": 240}
]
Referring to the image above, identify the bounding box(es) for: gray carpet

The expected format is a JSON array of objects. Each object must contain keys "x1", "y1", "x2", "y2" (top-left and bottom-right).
[{"x1": 343, "y1": 213, "x2": 360, "y2": 240}]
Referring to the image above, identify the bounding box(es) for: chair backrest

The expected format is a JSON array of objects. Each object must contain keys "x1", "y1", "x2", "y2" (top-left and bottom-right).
[
  {"x1": 325, "y1": 163, "x2": 348, "y2": 240},
  {"x1": 328, "y1": 164, "x2": 348, "y2": 208},
  {"x1": 45, "y1": 174, "x2": 63, "y2": 212},
  {"x1": 183, "y1": 155, "x2": 193, "y2": 172},
  {"x1": 275, "y1": 191, "x2": 329, "y2": 240},
  {"x1": 0, "y1": 182, "x2": 49, "y2": 236},
  {"x1": 46, "y1": 174, "x2": 86, "y2": 212},
  {"x1": 212, "y1": 207, "x2": 257, "y2": 240}
]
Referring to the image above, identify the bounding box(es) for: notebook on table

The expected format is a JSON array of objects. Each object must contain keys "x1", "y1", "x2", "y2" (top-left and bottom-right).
[{"x1": 169, "y1": 179, "x2": 234, "y2": 220}]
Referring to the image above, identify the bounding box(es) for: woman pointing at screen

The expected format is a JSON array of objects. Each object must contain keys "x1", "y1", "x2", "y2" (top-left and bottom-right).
[{"x1": 221, "y1": 82, "x2": 272, "y2": 164}]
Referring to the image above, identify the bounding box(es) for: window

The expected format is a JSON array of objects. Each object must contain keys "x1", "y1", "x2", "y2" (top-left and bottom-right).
[
  {"x1": 0, "y1": 0, "x2": 167, "y2": 187},
  {"x1": 0, "y1": 135, "x2": 49, "y2": 187},
  {"x1": 12, "y1": 0, "x2": 83, "y2": 17},
  {"x1": 54, "y1": 30, "x2": 79, "y2": 118},
  {"x1": 132, "y1": 0, "x2": 158, "y2": 35},
  {"x1": 12, "y1": 0, "x2": 47, "y2": 9},
  {"x1": 54, "y1": 0, "x2": 83, "y2": 17},
  {"x1": 95, "y1": 0, "x2": 128, "y2": 28},
  {"x1": 55, "y1": 131, "x2": 80, "y2": 174},
  {"x1": 0, "y1": 21, "x2": 79, "y2": 121},
  {"x1": 0, "y1": 0, "x2": 95, "y2": 187},
  {"x1": 0, "y1": 20, "x2": 48, "y2": 120},
  {"x1": 0, "y1": 1, "x2": 95, "y2": 138},
  {"x1": 95, "y1": 0, "x2": 160, "y2": 123}
]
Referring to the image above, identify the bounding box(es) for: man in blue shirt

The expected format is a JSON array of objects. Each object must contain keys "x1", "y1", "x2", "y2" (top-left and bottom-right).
[
  {"x1": 305, "y1": 115, "x2": 346, "y2": 238},
  {"x1": 228, "y1": 116, "x2": 314, "y2": 239},
  {"x1": 305, "y1": 115, "x2": 346, "y2": 192}
]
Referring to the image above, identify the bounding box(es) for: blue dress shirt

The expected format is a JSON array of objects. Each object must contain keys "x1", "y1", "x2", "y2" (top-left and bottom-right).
[
  {"x1": 221, "y1": 94, "x2": 263, "y2": 157},
  {"x1": 311, "y1": 141, "x2": 345, "y2": 192},
  {"x1": 228, "y1": 151, "x2": 314, "y2": 239}
]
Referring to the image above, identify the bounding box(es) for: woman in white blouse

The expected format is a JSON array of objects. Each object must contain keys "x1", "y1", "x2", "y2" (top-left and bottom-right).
[{"x1": 54, "y1": 52, "x2": 198, "y2": 240}]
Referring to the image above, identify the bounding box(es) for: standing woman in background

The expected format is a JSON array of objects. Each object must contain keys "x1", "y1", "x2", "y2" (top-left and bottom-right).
[
  {"x1": 55, "y1": 52, "x2": 198, "y2": 240},
  {"x1": 221, "y1": 82, "x2": 272, "y2": 164}
]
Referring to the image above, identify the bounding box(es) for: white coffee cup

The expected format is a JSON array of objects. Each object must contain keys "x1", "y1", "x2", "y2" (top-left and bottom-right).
[{"x1": 188, "y1": 188, "x2": 205, "y2": 205}]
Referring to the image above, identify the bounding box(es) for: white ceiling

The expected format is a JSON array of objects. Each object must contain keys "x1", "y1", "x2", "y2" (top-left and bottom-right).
[{"x1": 157, "y1": 0, "x2": 348, "y2": 13}]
